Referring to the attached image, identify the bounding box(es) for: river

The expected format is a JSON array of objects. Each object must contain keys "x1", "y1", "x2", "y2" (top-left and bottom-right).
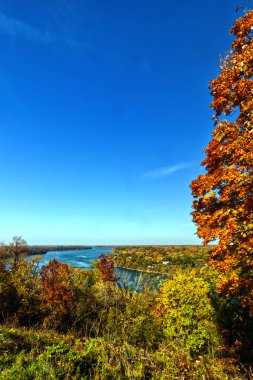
[
  {"x1": 29, "y1": 247, "x2": 166, "y2": 291},
  {"x1": 33, "y1": 247, "x2": 113, "y2": 269}
]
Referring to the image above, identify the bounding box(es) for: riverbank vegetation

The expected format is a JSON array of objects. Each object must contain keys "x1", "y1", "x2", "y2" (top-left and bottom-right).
[
  {"x1": 111, "y1": 245, "x2": 211, "y2": 273},
  {"x1": 0, "y1": 236, "x2": 91, "y2": 259},
  {"x1": 0, "y1": 243, "x2": 253, "y2": 379}
]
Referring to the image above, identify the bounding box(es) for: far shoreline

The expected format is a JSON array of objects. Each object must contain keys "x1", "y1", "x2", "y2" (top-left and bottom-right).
[{"x1": 25, "y1": 245, "x2": 93, "y2": 256}]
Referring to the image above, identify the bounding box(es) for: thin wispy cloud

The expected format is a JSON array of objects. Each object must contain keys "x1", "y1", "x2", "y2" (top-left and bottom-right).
[
  {"x1": 143, "y1": 163, "x2": 192, "y2": 179},
  {"x1": 0, "y1": 12, "x2": 53, "y2": 44},
  {"x1": 0, "y1": 11, "x2": 83, "y2": 48}
]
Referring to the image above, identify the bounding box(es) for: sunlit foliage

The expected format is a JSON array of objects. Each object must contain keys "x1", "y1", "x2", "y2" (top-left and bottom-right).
[
  {"x1": 0, "y1": 246, "x2": 252, "y2": 377},
  {"x1": 154, "y1": 270, "x2": 220, "y2": 356},
  {"x1": 191, "y1": 10, "x2": 253, "y2": 313},
  {"x1": 95, "y1": 253, "x2": 120, "y2": 283},
  {"x1": 111, "y1": 245, "x2": 209, "y2": 273},
  {"x1": 40, "y1": 259, "x2": 73, "y2": 328}
]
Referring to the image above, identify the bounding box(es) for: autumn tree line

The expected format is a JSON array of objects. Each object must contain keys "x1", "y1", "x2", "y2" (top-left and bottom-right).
[
  {"x1": 111, "y1": 245, "x2": 211, "y2": 273},
  {"x1": 0, "y1": 239, "x2": 252, "y2": 379}
]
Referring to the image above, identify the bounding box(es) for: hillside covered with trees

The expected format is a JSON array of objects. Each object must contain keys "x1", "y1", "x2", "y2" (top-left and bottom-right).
[
  {"x1": 111, "y1": 245, "x2": 211, "y2": 273},
  {"x1": 0, "y1": 240, "x2": 253, "y2": 378}
]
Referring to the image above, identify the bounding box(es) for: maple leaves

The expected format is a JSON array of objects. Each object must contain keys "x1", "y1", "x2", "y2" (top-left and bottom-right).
[
  {"x1": 39, "y1": 255, "x2": 119, "y2": 329},
  {"x1": 191, "y1": 10, "x2": 253, "y2": 313},
  {"x1": 96, "y1": 254, "x2": 119, "y2": 283},
  {"x1": 40, "y1": 259, "x2": 73, "y2": 316}
]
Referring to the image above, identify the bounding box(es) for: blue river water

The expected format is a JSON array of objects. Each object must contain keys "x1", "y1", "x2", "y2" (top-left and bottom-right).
[
  {"x1": 29, "y1": 247, "x2": 166, "y2": 291},
  {"x1": 34, "y1": 247, "x2": 113, "y2": 269}
]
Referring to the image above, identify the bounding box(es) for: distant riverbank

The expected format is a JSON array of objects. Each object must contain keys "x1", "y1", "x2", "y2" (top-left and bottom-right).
[
  {"x1": 0, "y1": 245, "x2": 92, "y2": 259},
  {"x1": 115, "y1": 264, "x2": 169, "y2": 276},
  {"x1": 25, "y1": 245, "x2": 92, "y2": 256}
]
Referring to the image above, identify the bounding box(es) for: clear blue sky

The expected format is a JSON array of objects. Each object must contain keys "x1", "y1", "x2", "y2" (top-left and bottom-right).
[{"x1": 0, "y1": 0, "x2": 246, "y2": 245}]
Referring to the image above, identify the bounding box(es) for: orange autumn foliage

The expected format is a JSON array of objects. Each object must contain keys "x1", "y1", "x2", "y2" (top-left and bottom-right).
[
  {"x1": 191, "y1": 10, "x2": 253, "y2": 313},
  {"x1": 40, "y1": 259, "x2": 73, "y2": 315}
]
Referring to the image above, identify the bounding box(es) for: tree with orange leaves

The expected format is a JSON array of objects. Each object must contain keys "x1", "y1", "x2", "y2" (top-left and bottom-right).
[
  {"x1": 40, "y1": 259, "x2": 73, "y2": 318},
  {"x1": 96, "y1": 254, "x2": 119, "y2": 283},
  {"x1": 191, "y1": 9, "x2": 253, "y2": 313}
]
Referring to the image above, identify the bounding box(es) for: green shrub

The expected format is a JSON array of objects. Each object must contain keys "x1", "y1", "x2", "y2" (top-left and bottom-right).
[{"x1": 155, "y1": 270, "x2": 221, "y2": 356}]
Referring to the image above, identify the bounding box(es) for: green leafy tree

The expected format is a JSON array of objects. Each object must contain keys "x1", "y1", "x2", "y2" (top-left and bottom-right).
[{"x1": 154, "y1": 270, "x2": 220, "y2": 356}]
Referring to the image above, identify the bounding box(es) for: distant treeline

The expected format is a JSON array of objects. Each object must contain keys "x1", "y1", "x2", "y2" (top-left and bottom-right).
[
  {"x1": 0, "y1": 244, "x2": 92, "y2": 258},
  {"x1": 111, "y1": 245, "x2": 212, "y2": 273}
]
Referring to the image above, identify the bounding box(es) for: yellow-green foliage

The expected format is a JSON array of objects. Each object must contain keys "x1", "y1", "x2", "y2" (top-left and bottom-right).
[
  {"x1": 0, "y1": 259, "x2": 42, "y2": 324},
  {"x1": 0, "y1": 326, "x2": 246, "y2": 380},
  {"x1": 111, "y1": 245, "x2": 210, "y2": 273},
  {"x1": 155, "y1": 270, "x2": 221, "y2": 356},
  {"x1": 0, "y1": 253, "x2": 252, "y2": 379}
]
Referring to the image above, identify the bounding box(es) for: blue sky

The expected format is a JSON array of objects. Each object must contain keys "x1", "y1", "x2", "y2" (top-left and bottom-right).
[{"x1": 0, "y1": 0, "x2": 246, "y2": 245}]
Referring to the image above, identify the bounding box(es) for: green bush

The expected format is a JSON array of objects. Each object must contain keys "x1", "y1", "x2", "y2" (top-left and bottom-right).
[{"x1": 155, "y1": 270, "x2": 221, "y2": 357}]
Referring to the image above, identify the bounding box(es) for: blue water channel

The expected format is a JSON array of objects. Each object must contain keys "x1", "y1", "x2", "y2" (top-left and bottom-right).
[
  {"x1": 29, "y1": 247, "x2": 167, "y2": 291},
  {"x1": 34, "y1": 247, "x2": 113, "y2": 269}
]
